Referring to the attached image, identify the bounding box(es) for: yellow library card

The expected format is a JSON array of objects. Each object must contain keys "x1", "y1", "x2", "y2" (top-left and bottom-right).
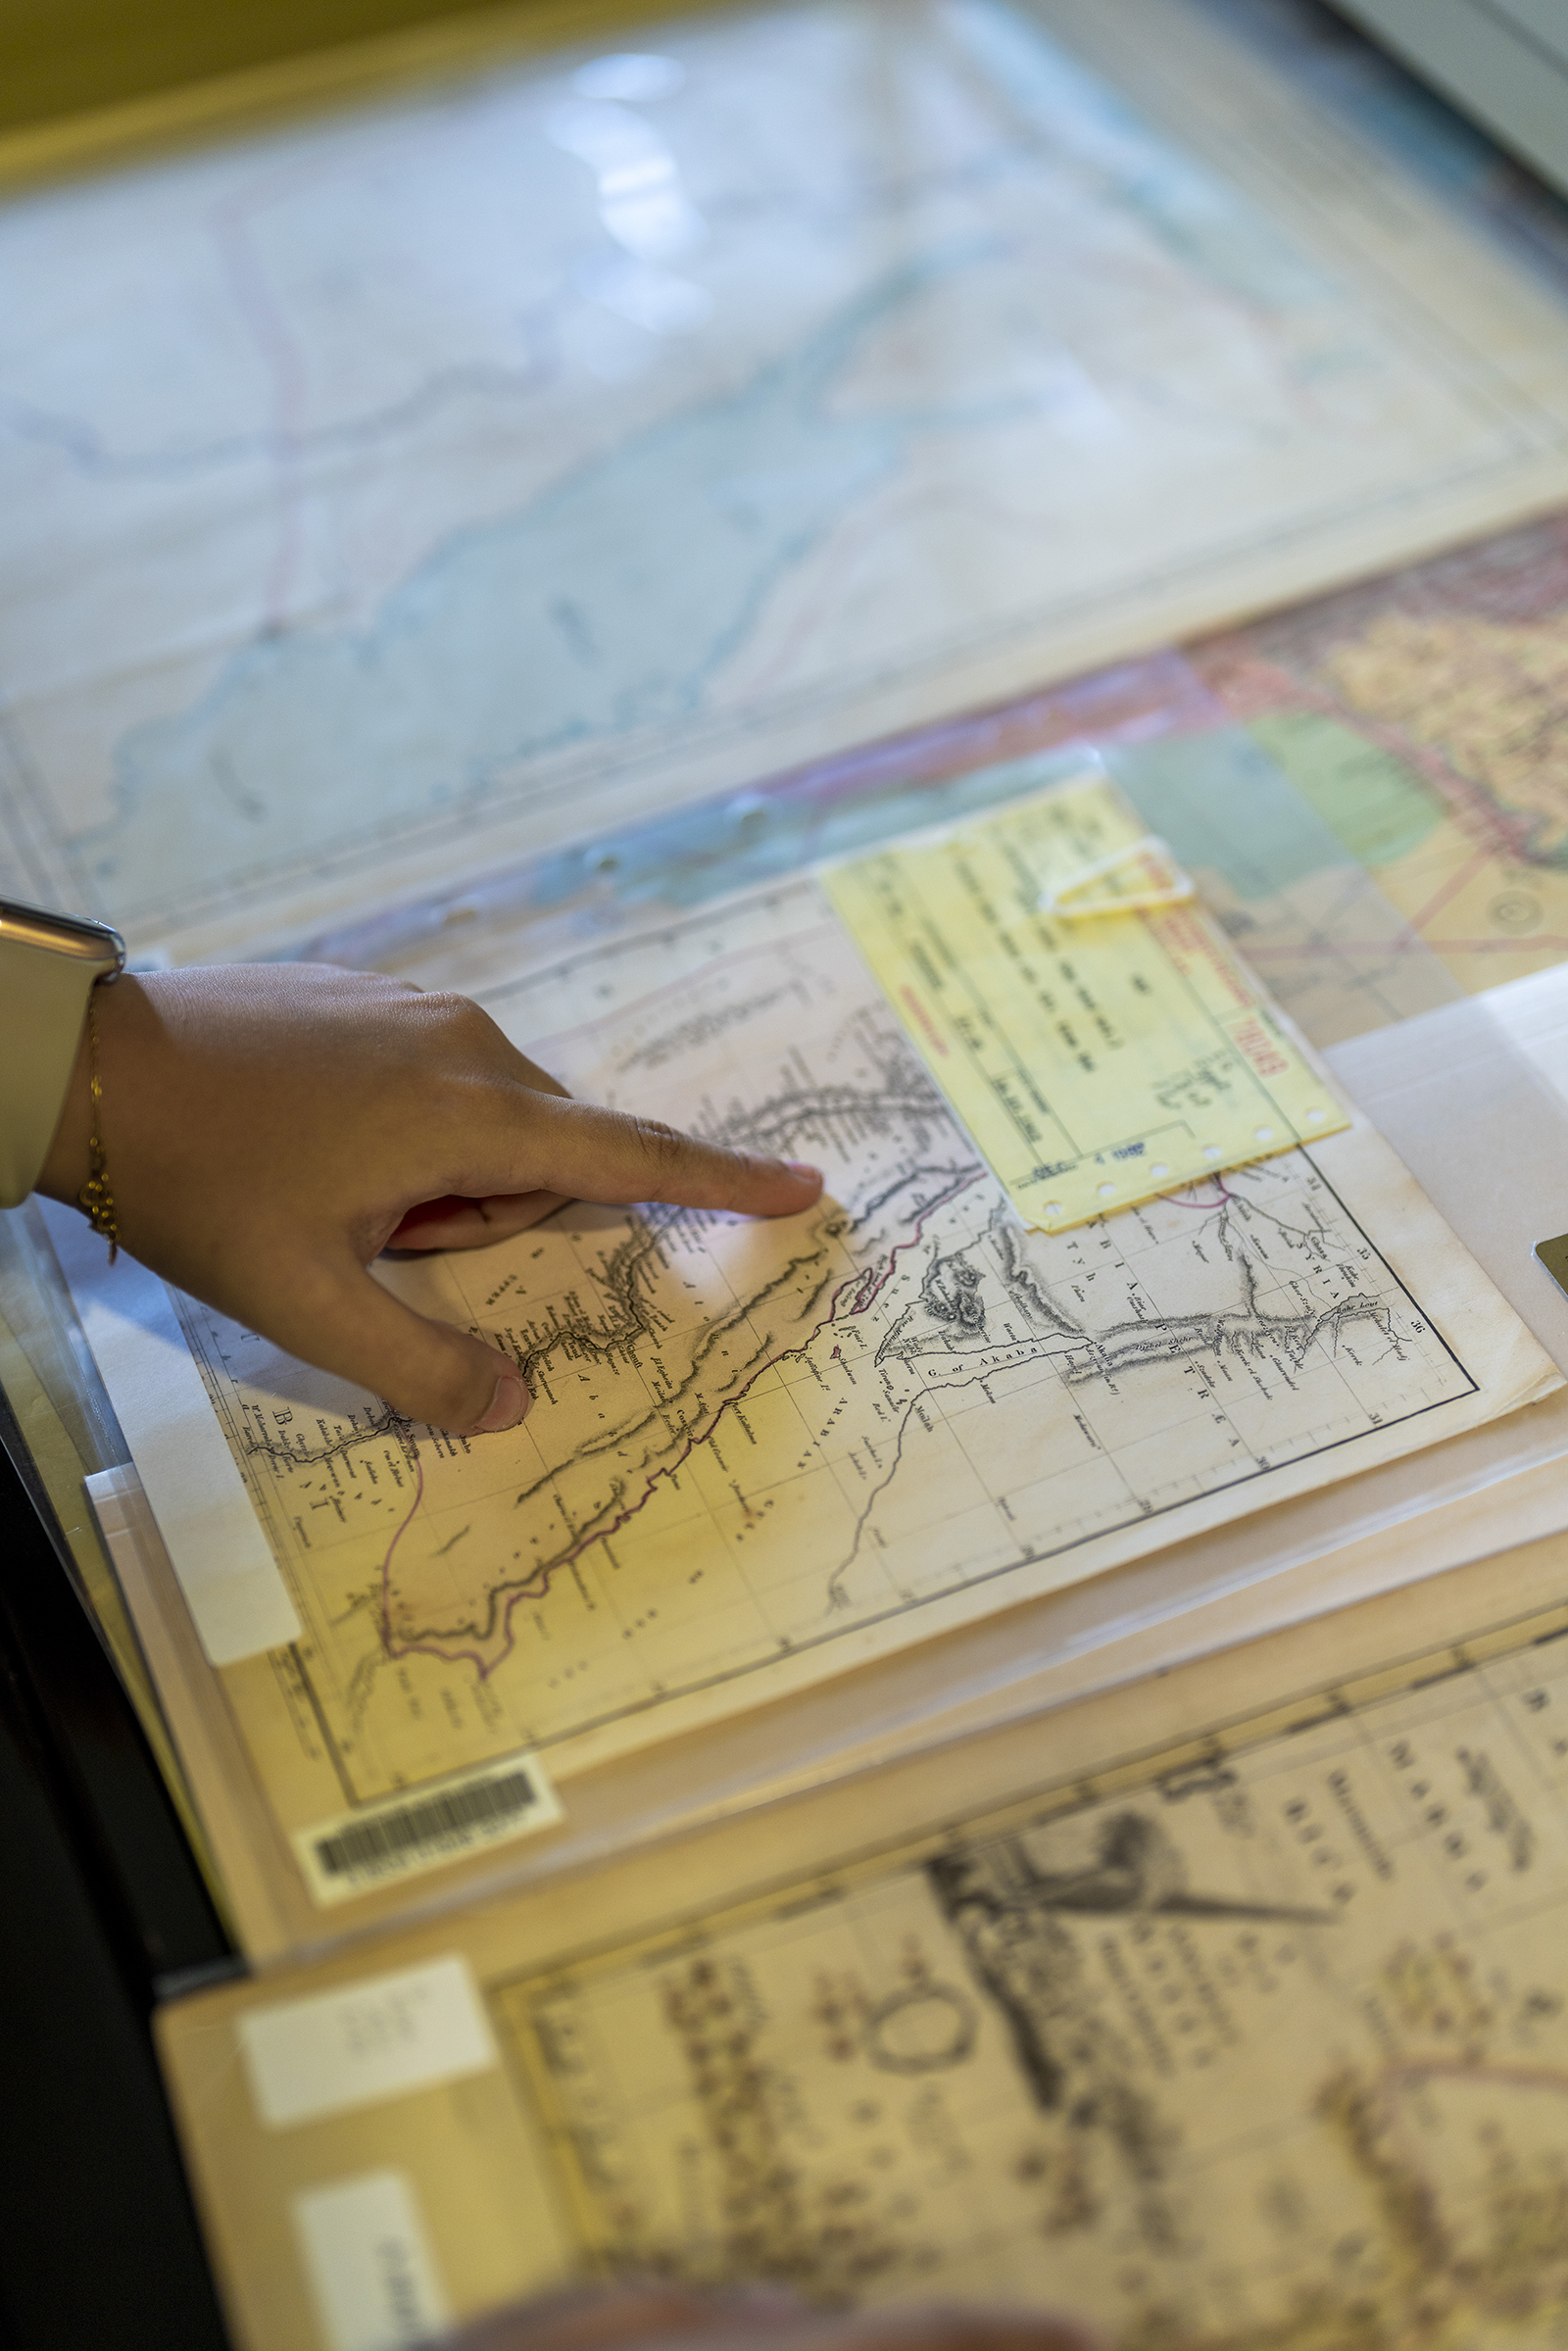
[{"x1": 821, "y1": 771, "x2": 1349, "y2": 1232}]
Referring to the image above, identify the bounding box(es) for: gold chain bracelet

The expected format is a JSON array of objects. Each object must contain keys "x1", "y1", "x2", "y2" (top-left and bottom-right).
[{"x1": 76, "y1": 987, "x2": 120, "y2": 1262}]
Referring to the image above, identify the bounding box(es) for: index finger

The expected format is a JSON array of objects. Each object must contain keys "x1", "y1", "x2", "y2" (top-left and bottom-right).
[{"x1": 484, "y1": 1093, "x2": 824, "y2": 1219}]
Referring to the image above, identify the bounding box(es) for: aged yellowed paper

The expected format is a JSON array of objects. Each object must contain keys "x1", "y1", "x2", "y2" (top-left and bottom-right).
[
  {"x1": 159, "y1": 1519, "x2": 1568, "y2": 2351},
  {"x1": 57, "y1": 869, "x2": 1555, "y2": 1943}
]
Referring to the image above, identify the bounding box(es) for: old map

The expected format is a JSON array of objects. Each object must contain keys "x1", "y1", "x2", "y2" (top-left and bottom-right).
[
  {"x1": 1191, "y1": 512, "x2": 1568, "y2": 1006},
  {"x1": 162, "y1": 873, "x2": 1552, "y2": 1903},
  {"x1": 496, "y1": 1583, "x2": 1568, "y2": 2347},
  {"x1": 316, "y1": 498, "x2": 1568, "y2": 1069},
  {"x1": 158, "y1": 1527, "x2": 1568, "y2": 2351},
  {"x1": 11, "y1": 0, "x2": 1568, "y2": 962}
]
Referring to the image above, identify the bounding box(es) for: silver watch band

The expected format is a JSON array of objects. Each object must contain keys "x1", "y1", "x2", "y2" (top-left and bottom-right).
[{"x1": 0, "y1": 899, "x2": 126, "y2": 1209}]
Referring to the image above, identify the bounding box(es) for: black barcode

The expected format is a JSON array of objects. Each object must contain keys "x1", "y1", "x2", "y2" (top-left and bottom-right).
[{"x1": 317, "y1": 1770, "x2": 539, "y2": 1879}]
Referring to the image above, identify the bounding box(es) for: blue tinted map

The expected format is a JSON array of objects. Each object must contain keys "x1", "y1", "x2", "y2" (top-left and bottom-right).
[{"x1": 6, "y1": 0, "x2": 1568, "y2": 953}]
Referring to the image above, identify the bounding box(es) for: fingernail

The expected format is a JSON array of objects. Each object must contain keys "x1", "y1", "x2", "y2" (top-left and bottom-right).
[
  {"x1": 785, "y1": 1160, "x2": 823, "y2": 1184},
  {"x1": 474, "y1": 1372, "x2": 529, "y2": 1433}
]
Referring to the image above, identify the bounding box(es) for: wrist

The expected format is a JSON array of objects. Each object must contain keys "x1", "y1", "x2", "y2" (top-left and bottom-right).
[
  {"x1": 38, "y1": 973, "x2": 142, "y2": 1213},
  {"x1": 0, "y1": 900, "x2": 125, "y2": 1208}
]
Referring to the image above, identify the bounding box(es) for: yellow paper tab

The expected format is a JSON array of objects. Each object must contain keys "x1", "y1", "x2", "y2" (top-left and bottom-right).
[{"x1": 821, "y1": 772, "x2": 1349, "y2": 1232}]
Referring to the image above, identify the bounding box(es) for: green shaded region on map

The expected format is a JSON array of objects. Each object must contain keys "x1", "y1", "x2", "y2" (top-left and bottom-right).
[
  {"x1": 1105, "y1": 725, "x2": 1464, "y2": 1044},
  {"x1": 1244, "y1": 710, "x2": 1446, "y2": 869},
  {"x1": 1112, "y1": 724, "x2": 1363, "y2": 897},
  {"x1": 1192, "y1": 512, "x2": 1568, "y2": 1003}
]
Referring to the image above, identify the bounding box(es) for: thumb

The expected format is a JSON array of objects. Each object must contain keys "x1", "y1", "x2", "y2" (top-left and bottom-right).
[{"x1": 275, "y1": 1256, "x2": 529, "y2": 1435}]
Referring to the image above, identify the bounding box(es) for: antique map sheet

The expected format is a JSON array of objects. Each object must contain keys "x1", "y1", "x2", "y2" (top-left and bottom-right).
[
  {"x1": 11, "y1": 0, "x2": 1568, "y2": 961},
  {"x1": 294, "y1": 498, "x2": 1568, "y2": 1071},
  {"x1": 159, "y1": 1521, "x2": 1568, "y2": 2351},
  {"x1": 1191, "y1": 511, "x2": 1568, "y2": 1004},
  {"x1": 65, "y1": 862, "x2": 1551, "y2": 1932}
]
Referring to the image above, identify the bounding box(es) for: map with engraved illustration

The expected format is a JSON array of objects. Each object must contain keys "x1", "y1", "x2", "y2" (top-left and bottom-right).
[
  {"x1": 492, "y1": 1586, "x2": 1568, "y2": 2350},
  {"x1": 165, "y1": 870, "x2": 1551, "y2": 1891}
]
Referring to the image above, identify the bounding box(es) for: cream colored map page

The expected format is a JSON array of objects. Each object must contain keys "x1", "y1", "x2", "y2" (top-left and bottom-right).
[
  {"x1": 823, "y1": 774, "x2": 1350, "y2": 1231},
  {"x1": 126, "y1": 870, "x2": 1555, "y2": 1935},
  {"x1": 160, "y1": 1521, "x2": 1568, "y2": 2351}
]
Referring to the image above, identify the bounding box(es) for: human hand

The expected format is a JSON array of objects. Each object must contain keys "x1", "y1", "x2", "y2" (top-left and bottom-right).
[
  {"x1": 433, "y1": 2281, "x2": 1108, "y2": 2351},
  {"x1": 39, "y1": 964, "x2": 822, "y2": 1434}
]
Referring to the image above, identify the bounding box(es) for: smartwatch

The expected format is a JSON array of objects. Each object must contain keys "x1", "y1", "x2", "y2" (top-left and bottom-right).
[{"x1": 1, "y1": 898, "x2": 126, "y2": 1208}]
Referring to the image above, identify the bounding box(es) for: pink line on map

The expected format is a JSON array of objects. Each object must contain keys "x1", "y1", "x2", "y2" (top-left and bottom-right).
[
  {"x1": 1238, "y1": 935, "x2": 1568, "y2": 960},
  {"x1": 375, "y1": 1448, "x2": 427, "y2": 1652},
  {"x1": 1161, "y1": 1177, "x2": 1239, "y2": 1210},
  {"x1": 1405, "y1": 843, "x2": 1495, "y2": 938}
]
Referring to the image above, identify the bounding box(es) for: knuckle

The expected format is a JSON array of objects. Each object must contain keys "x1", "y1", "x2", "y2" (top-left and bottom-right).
[
  {"x1": 420, "y1": 990, "x2": 497, "y2": 1051},
  {"x1": 632, "y1": 1114, "x2": 693, "y2": 1170}
]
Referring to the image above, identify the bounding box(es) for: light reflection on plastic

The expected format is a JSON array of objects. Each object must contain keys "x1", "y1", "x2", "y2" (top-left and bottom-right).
[
  {"x1": 549, "y1": 98, "x2": 707, "y2": 262},
  {"x1": 549, "y1": 52, "x2": 710, "y2": 347},
  {"x1": 571, "y1": 52, "x2": 686, "y2": 102},
  {"x1": 574, "y1": 252, "x2": 712, "y2": 334}
]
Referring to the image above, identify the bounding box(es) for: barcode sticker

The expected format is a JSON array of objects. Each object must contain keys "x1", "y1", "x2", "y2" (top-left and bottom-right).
[{"x1": 294, "y1": 1753, "x2": 563, "y2": 1905}]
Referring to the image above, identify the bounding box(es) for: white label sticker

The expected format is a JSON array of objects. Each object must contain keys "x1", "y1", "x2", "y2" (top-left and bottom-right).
[
  {"x1": 239, "y1": 1955, "x2": 498, "y2": 2130},
  {"x1": 293, "y1": 2170, "x2": 451, "y2": 2351}
]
